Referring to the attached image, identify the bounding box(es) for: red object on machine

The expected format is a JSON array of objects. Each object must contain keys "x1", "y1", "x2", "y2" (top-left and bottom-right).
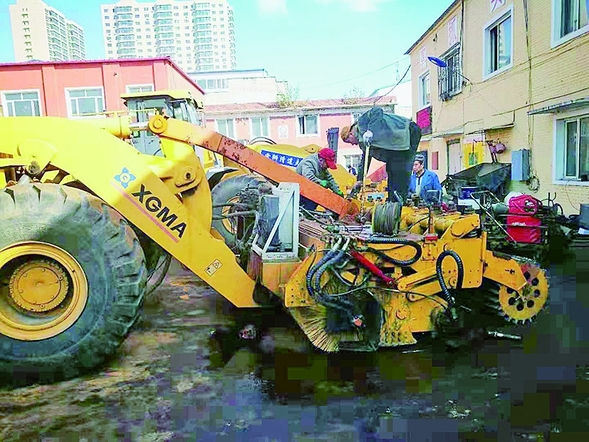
[
  {"x1": 350, "y1": 250, "x2": 396, "y2": 286},
  {"x1": 506, "y1": 194, "x2": 542, "y2": 244},
  {"x1": 506, "y1": 215, "x2": 542, "y2": 244},
  {"x1": 508, "y1": 194, "x2": 540, "y2": 215}
]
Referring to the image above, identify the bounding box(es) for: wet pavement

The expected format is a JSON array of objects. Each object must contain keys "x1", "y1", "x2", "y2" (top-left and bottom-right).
[{"x1": 1, "y1": 247, "x2": 589, "y2": 442}]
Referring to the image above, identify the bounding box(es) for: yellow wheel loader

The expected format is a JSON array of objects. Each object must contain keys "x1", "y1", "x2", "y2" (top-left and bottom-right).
[
  {"x1": 115, "y1": 88, "x2": 385, "y2": 245},
  {"x1": 0, "y1": 114, "x2": 550, "y2": 384}
]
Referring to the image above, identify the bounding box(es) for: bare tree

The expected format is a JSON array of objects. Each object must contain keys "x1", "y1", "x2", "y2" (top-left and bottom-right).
[{"x1": 341, "y1": 86, "x2": 364, "y2": 105}]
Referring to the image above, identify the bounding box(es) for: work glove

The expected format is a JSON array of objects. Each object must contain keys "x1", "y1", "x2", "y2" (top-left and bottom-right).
[
  {"x1": 362, "y1": 130, "x2": 373, "y2": 144},
  {"x1": 319, "y1": 180, "x2": 329, "y2": 187}
]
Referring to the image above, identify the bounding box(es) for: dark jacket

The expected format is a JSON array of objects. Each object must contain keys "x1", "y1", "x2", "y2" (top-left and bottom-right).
[
  {"x1": 356, "y1": 106, "x2": 412, "y2": 152},
  {"x1": 295, "y1": 153, "x2": 341, "y2": 193},
  {"x1": 354, "y1": 108, "x2": 419, "y2": 182}
]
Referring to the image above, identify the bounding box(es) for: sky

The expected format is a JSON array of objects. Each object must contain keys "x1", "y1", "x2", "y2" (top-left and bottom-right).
[{"x1": 0, "y1": 0, "x2": 453, "y2": 100}]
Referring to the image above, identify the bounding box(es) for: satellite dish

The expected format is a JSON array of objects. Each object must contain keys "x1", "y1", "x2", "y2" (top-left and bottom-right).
[{"x1": 428, "y1": 56, "x2": 447, "y2": 68}]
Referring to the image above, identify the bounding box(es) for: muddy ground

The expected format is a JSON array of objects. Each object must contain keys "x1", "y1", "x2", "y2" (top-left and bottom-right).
[{"x1": 1, "y1": 247, "x2": 589, "y2": 441}]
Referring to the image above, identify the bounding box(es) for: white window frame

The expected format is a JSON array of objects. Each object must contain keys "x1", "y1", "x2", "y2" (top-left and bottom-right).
[
  {"x1": 551, "y1": 0, "x2": 589, "y2": 48},
  {"x1": 0, "y1": 89, "x2": 43, "y2": 117},
  {"x1": 418, "y1": 71, "x2": 431, "y2": 110},
  {"x1": 552, "y1": 106, "x2": 589, "y2": 185},
  {"x1": 126, "y1": 84, "x2": 154, "y2": 93},
  {"x1": 482, "y1": 5, "x2": 514, "y2": 81},
  {"x1": 215, "y1": 118, "x2": 235, "y2": 138},
  {"x1": 296, "y1": 114, "x2": 319, "y2": 137},
  {"x1": 344, "y1": 154, "x2": 362, "y2": 169},
  {"x1": 65, "y1": 86, "x2": 105, "y2": 118},
  {"x1": 249, "y1": 116, "x2": 270, "y2": 139}
]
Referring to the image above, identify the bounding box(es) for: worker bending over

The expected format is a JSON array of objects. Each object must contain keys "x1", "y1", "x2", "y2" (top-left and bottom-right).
[
  {"x1": 296, "y1": 147, "x2": 344, "y2": 211},
  {"x1": 408, "y1": 153, "x2": 442, "y2": 201},
  {"x1": 341, "y1": 106, "x2": 421, "y2": 201}
]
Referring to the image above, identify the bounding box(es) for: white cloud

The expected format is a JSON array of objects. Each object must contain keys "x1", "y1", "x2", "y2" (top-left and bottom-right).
[
  {"x1": 258, "y1": 0, "x2": 288, "y2": 15},
  {"x1": 316, "y1": 0, "x2": 394, "y2": 12}
]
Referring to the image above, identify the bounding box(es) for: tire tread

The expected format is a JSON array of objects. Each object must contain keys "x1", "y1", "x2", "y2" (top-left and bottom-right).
[{"x1": 0, "y1": 183, "x2": 147, "y2": 385}]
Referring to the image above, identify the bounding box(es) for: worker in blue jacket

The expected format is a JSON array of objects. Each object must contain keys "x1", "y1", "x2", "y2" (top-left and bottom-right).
[{"x1": 408, "y1": 153, "x2": 442, "y2": 201}]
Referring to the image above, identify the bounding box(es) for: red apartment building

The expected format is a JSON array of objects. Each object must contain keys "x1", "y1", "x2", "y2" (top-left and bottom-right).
[{"x1": 0, "y1": 56, "x2": 204, "y2": 118}]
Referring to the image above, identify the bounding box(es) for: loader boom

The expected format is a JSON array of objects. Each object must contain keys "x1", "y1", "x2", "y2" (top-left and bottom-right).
[{"x1": 147, "y1": 115, "x2": 360, "y2": 218}]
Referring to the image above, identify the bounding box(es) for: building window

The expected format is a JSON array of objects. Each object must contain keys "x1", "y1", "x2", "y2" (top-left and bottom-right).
[
  {"x1": 66, "y1": 88, "x2": 105, "y2": 117},
  {"x1": 1, "y1": 91, "x2": 41, "y2": 116},
  {"x1": 483, "y1": 6, "x2": 513, "y2": 78},
  {"x1": 216, "y1": 118, "x2": 235, "y2": 138},
  {"x1": 297, "y1": 115, "x2": 318, "y2": 136},
  {"x1": 438, "y1": 44, "x2": 462, "y2": 101},
  {"x1": 431, "y1": 151, "x2": 439, "y2": 171},
  {"x1": 418, "y1": 72, "x2": 431, "y2": 109},
  {"x1": 555, "y1": 112, "x2": 589, "y2": 181},
  {"x1": 552, "y1": 0, "x2": 589, "y2": 46},
  {"x1": 344, "y1": 154, "x2": 361, "y2": 171},
  {"x1": 126, "y1": 84, "x2": 154, "y2": 93},
  {"x1": 250, "y1": 117, "x2": 269, "y2": 138}
]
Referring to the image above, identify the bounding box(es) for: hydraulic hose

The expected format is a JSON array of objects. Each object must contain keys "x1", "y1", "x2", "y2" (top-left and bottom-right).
[
  {"x1": 305, "y1": 238, "x2": 356, "y2": 320},
  {"x1": 364, "y1": 237, "x2": 422, "y2": 266},
  {"x1": 435, "y1": 250, "x2": 464, "y2": 319},
  {"x1": 332, "y1": 260, "x2": 370, "y2": 287},
  {"x1": 306, "y1": 237, "x2": 342, "y2": 301},
  {"x1": 312, "y1": 238, "x2": 350, "y2": 295},
  {"x1": 312, "y1": 239, "x2": 354, "y2": 312}
]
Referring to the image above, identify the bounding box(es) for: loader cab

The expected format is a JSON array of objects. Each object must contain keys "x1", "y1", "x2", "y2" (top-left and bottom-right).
[{"x1": 121, "y1": 90, "x2": 206, "y2": 157}]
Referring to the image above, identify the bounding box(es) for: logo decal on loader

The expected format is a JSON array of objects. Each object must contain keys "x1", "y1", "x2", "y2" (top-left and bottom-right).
[
  {"x1": 131, "y1": 184, "x2": 187, "y2": 239},
  {"x1": 114, "y1": 168, "x2": 136, "y2": 189},
  {"x1": 112, "y1": 168, "x2": 187, "y2": 241}
]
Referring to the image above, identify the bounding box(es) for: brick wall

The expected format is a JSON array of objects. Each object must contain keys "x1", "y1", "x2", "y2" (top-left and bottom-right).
[{"x1": 408, "y1": 0, "x2": 589, "y2": 215}]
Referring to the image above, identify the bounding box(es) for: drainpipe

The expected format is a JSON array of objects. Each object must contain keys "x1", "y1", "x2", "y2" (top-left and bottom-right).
[{"x1": 327, "y1": 127, "x2": 339, "y2": 156}]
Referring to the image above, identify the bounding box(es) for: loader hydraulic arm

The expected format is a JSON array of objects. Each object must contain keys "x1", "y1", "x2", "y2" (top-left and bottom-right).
[{"x1": 147, "y1": 115, "x2": 359, "y2": 218}]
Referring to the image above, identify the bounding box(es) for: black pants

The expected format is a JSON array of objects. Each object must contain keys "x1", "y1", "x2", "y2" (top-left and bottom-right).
[{"x1": 366, "y1": 121, "x2": 421, "y2": 202}]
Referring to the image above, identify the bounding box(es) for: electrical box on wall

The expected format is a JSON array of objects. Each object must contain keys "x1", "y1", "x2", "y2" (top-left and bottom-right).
[{"x1": 511, "y1": 149, "x2": 530, "y2": 181}]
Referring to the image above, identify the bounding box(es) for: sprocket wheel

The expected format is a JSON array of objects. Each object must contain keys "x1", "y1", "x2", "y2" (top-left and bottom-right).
[{"x1": 494, "y1": 256, "x2": 549, "y2": 324}]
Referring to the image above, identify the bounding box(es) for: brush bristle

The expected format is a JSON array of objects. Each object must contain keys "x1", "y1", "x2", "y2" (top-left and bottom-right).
[{"x1": 288, "y1": 304, "x2": 361, "y2": 352}]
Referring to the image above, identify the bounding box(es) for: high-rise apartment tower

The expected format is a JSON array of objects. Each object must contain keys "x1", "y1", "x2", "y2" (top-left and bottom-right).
[
  {"x1": 8, "y1": 0, "x2": 86, "y2": 62},
  {"x1": 101, "y1": 0, "x2": 236, "y2": 72}
]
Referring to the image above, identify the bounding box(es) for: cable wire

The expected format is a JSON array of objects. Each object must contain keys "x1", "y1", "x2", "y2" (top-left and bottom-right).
[{"x1": 372, "y1": 63, "x2": 411, "y2": 105}]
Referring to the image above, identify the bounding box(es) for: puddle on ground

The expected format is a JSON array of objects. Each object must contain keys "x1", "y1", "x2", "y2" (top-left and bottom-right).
[{"x1": 1, "y1": 252, "x2": 588, "y2": 441}]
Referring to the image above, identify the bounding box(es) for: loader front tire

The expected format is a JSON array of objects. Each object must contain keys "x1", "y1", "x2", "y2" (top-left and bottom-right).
[
  {"x1": 0, "y1": 183, "x2": 147, "y2": 386},
  {"x1": 211, "y1": 174, "x2": 265, "y2": 248}
]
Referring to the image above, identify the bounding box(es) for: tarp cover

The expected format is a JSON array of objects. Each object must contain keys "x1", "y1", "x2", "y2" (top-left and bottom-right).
[{"x1": 443, "y1": 162, "x2": 511, "y2": 195}]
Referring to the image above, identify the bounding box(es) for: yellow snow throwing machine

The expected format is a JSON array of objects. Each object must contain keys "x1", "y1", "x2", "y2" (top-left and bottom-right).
[{"x1": 0, "y1": 114, "x2": 549, "y2": 383}]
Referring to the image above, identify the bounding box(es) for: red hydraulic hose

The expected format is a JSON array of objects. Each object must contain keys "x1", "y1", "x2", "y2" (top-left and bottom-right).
[{"x1": 349, "y1": 250, "x2": 396, "y2": 287}]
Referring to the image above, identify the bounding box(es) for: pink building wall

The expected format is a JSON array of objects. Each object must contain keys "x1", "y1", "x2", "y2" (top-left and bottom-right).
[
  {"x1": 0, "y1": 57, "x2": 204, "y2": 118},
  {"x1": 204, "y1": 97, "x2": 398, "y2": 175},
  {"x1": 205, "y1": 113, "x2": 356, "y2": 148},
  {"x1": 204, "y1": 113, "x2": 369, "y2": 168}
]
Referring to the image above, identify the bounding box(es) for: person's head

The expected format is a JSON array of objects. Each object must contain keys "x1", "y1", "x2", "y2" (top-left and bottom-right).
[
  {"x1": 340, "y1": 124, "x2": 359, "y2": 145},
  {"x1": 318, "y1": 148, "x2": 338, "y2": 170},
  {"x1": 413, "y1": 153, "x2": 426, "y2": 174}
]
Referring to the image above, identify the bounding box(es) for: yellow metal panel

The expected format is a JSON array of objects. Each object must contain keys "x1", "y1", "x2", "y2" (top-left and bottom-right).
[
  {"x1": 284, "y1": 252, "x2": 321, "y2": 308},
  {"x1": 483, "y1": 250, "x2": 528, "y2": 292},
  {"x1": 261, "y1": 261, "x2": 303, "y2": 298},
  {"x1": 0, "y1": 116, "x2": 257, "y2": 308}
]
